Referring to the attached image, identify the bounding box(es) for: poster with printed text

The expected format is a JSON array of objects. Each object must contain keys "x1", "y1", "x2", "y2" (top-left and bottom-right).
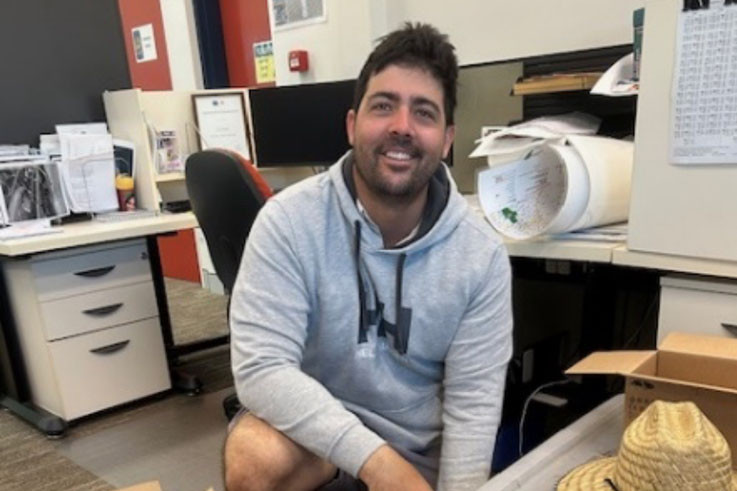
[
  {"x1": 253, "y1": 41, "x2": 276, "y2": 84},
  {"x1": 131, "y1": 24, "x2": 157, "y2": 63}
]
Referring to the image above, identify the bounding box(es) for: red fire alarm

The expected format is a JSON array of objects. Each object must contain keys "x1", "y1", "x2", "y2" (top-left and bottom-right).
[{"x1": 288, "y1": 50, "x2": 309, "y2": 72}]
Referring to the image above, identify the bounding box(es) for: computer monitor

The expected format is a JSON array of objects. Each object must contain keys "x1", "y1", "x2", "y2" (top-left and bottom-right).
[{"x1": 248, "y1": 79, "x2": 355, "y2": 167}]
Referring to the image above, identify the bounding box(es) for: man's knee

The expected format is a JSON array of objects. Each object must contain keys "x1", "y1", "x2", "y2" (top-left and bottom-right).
[
  {"x1": 223, "y1": 413, "x2": 335, "y2": 491},
  {"x1": 223, "y1": 414, "x2": 292, "y2": 491}
]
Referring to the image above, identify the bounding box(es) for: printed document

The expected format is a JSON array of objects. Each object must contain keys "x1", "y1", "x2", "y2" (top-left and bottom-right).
[
  {"x1": 58, "y1": 133, "x2": 118, "y2": 213},
  {"x1": 469, "y1": 113, "x2": 600, "y2": 164},
  {"x1": 671, "y1": 0, "x2": 737, "y2": 165}
]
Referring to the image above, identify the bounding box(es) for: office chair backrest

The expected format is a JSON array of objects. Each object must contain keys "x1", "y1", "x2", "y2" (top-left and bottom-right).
[{"x1": 185, "y1": 149, "x2": 273, "y2": 293}]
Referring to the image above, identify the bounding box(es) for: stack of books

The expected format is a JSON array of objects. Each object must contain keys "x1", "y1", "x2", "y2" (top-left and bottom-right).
[{"x1": 512, "y1": 72, "x2": 603, "y2": 95}]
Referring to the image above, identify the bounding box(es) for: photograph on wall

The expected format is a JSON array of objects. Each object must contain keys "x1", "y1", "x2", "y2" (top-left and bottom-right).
[{"x1": 0, "y1": 160, "x2": 69, "y2": 224}]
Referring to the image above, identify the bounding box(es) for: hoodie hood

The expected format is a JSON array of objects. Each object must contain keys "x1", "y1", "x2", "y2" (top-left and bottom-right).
[
  {"x1": 330, "y1": 150, "x2": 470, "y2": 354},
  {"x1": 330, "y1": 150, "x2": 468, "y2": 254}
]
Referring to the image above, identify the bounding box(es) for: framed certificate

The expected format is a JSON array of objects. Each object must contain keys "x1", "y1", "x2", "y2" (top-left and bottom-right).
[{"x1": 192, "y1": 92, "x2": 252, "y2": 159}]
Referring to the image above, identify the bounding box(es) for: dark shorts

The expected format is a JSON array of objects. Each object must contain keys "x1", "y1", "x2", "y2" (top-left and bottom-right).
[
  {"x1": 228, "y1": 407, "x2": 368, "y2": 491},
  {"x1": 316, "y1": 470, "x2": 367, "y2": 491}
]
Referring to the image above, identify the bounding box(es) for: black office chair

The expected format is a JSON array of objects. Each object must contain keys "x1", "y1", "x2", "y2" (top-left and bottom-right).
[{"x1": 185, "y1": 149, "x2": 273, "y2": 420}]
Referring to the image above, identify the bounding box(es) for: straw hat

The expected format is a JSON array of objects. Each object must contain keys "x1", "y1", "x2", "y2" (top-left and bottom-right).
[{"x1": 557, "y1": 400, "x2": 737, "y2": 490}]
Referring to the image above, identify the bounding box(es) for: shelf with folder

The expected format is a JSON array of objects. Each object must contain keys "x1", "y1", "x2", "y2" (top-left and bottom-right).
[
  {"x1": 517, "y1": 45, "x2": 637, "y2": 140},
  {"x1": 155, "y1": 172, "x2": 185, "y2": 183},
  {"x1": 103, "y1": 88, "x2": 251, "y2": 212},
  {"x1": 512, "y1": 72, "x2": 603, "y2": 96}
]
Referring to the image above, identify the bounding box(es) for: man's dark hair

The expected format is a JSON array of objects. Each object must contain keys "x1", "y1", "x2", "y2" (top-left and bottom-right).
[{"x1": 353, "y1": 23, "x2": 458, "y2": 125}]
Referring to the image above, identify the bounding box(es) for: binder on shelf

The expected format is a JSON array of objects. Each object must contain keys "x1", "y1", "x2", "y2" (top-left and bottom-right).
[{"x1": 512, "y1": 72, "x2": 603, "y2": 95}]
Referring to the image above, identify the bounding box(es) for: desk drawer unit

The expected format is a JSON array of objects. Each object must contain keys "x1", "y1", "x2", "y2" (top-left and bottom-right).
[
  {"x1": 658, "y1": 275, "x2": 737, "y2": 344},
  {"x1": 32, "y1": 240, "x2": 151, "y2": 301},
  {"x1": 2, "y1": 238, "x2": 171, "y2": 421},
  {"x1": 40, "y1": 281, "x2": 158, "y2": 341},
  {"x1": 48, "y1": 318, "x2": 170, "y2": 420}
]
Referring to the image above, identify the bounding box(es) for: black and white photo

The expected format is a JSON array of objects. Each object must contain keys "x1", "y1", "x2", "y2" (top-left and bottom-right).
[{"x1": 0, "y1": 161, "x2": 69, "y2": 224}]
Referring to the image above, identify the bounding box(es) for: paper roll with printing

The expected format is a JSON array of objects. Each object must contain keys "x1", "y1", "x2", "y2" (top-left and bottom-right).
[{"x1": 477, "y1": 135, "x2": 633, "y2": 240}]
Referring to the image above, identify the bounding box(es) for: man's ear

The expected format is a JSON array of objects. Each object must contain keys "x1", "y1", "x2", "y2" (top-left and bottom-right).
[
  {"x1": 346, "y1": 109, "x2": 356, "y2": 146},
  {"x1": 442, "y1": 125, "x2": 455, "y2": 159}
]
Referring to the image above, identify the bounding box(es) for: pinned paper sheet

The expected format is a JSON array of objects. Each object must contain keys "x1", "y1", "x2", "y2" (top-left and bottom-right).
[{"x1": 670, "y1": 1, "x2": 737, "y2": 165}]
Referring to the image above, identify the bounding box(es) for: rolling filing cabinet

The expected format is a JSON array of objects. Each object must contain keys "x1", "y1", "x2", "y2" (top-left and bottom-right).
[
  {"x1": 657, "y1": 275, "x2": 737, "y2": 345},
  {"x1": 3, "y1": 238, "x2": 171, "y2": 421}
]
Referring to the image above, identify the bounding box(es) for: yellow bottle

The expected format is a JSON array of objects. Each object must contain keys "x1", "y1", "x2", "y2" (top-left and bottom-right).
[{"x1": 115, "y1": 175, "x2": 135, "y2": 211}]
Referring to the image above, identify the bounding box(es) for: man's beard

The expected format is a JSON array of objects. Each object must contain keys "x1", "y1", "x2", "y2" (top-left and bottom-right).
[{"x1": 353, "y1": 135, "x2": 441, "y2": 202}]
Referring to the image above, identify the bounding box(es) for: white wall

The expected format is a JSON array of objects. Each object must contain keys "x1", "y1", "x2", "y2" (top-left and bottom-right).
[
  {"x1": 270, "y1": 0, "x2": 378, "y2": 86},
  {"x1": 385, "y1": 0, "x2": 645, "y2": 65},
  {"x1": 269, "y1": 0, "x2": 645, "y2": 84},
  {"x1": 160, "y1": 0, "x2": 204, "y2": 90}
]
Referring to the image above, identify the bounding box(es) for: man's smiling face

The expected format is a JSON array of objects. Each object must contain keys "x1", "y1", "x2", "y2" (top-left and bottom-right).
[{"x1": 346, "y1": 64, "x2": 455, "y2": 201}]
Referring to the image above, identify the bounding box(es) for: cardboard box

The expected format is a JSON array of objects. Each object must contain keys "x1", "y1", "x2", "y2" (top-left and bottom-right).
[
  {"x1": 117, "y1": 483, "x2": 163, "y2": 491},
  {"x1": 566, "y1": 332, "x2": 737, "y2": 467},
  {"x1": 117, "y1": 482, "x2": 213, "y2": 491}
]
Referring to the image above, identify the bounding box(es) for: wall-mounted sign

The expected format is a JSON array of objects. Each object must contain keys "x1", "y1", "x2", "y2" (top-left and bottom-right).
[
  {"x1": 253, "y1": 40, "x2": 275, "y2": 84},
  {"x1": 131, "y1": 23, "x2": 157, "y2": 63}
]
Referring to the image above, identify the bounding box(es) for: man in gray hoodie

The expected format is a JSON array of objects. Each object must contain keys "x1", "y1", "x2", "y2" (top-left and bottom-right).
[{"x1": 224, "y1": 23, "x2": 513, "y2": 491}]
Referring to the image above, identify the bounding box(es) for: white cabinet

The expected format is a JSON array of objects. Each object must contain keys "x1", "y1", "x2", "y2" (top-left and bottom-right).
[
  {"x1": 658, "y1": 275, "x2": 737, "y2": 345},
  {"x1": 3, "y1": 238, "x2": 170, "y2": 421},
  {"x1": 628, "y1": 0, "x2": 737, "y2": 262}
]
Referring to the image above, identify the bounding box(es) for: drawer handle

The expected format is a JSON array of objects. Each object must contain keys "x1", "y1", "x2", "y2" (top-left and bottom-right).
[
  {"x1": 721, "y1": 323, "x2": 737, "y2": 336},
  {"x1": 82, "y1": 303, "x2": 124, "y2": 317},
  {"x1": 74, "y1": 264, "x2": 115, "y2": 278},
  {"x1": 74, "y1": 265, "x2": 116, "y2": 278},
  {"x1": 89, "y1": 340, "x2": 130, "y2": 355}
]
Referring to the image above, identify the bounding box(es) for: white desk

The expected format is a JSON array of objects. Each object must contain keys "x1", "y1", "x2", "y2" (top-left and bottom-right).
[
  {"x1": 0, "y1": 212, "x2": 198, "y2": 436},
  {"x1": 0, "y1": 212, "x2": 197, "y2": 256},
  {"x1": 467, "y1": 194, "x2": 737, "y2": 277},
  {"x1": 504, "y1": 238, "x2": 620, "y2": 263},
  {"x1": 466, "y1": 195, "x2": 622, "y2": 264},
  {"x1": 480, "y1": 395, "x2": 624, "y2": 491},
  {"x1": 612, "y1": 245, "x2": 737, "y2": 280},
  {"x1": 503, "y1": 236, "x2": 737, "y2": 280}
]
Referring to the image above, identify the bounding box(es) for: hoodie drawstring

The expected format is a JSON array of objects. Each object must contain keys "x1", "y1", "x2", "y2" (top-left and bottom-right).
[
  {"x1": 355, "y1": 221, "x2": 369, "y2": 343},
  {"x1": 393, "y1": 253, "x2": 408, "y2": 353}
]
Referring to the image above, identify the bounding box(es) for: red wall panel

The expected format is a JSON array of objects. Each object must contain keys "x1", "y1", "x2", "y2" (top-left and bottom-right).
[
  {"x1": 157, "y1": 229, "x2": 201, "y2": 283},
  {"x1": 117, "y1": 0, "x2": 172, "y2": 90},
  {"x1": 219, "y1": 0, "x2": 274, "y2": 88}
]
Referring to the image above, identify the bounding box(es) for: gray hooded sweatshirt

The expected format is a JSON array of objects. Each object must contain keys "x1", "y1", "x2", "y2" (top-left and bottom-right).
[{"x1": 230, "y1": 151, "x2": 513, "y2": 491}]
